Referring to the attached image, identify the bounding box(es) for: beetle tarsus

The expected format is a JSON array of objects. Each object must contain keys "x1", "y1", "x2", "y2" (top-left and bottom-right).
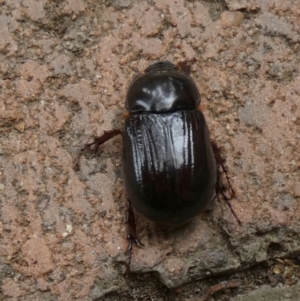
[
  {"x1": 75, "y1": 129, "x2": 122, "y2": 167},
  {"x1": 211, "y1": 141, "x2": 242, "y2": 225}
]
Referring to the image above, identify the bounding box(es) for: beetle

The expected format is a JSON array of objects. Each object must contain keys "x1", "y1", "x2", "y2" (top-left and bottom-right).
[{"x1": 77, "y1": 61, "x2": 239, "y2": 253}]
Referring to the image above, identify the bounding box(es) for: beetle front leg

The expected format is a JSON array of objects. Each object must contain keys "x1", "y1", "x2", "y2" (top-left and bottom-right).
[
  {"x1": 76, "y1": 129, "x2": 122, "y2": 167},
  {"x1": 177, "y1": 58, "x2": 197, "y2": 75},
  {"x1": 126, "y1": 199, "x2": 144, "y2": 266},
  {"x1": 211, "y1": 141, "x2": 241, "y2": 225}
]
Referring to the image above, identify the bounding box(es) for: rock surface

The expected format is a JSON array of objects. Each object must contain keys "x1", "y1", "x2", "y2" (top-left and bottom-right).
[
  {"x1": 233, "y1": 283, "x2": 300, "y2": 301},
  {"x1": 0, "y1": 0, "x2": 300, "y2": 300}
]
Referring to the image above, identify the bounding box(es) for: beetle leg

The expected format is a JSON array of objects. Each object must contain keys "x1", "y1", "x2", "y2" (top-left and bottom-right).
[
  {"x1": 211, "y1": 141, "x2": 241, "y2": 225},
  {"x1": 177, "y1": 58, "x2": 197, "y2": 75},
  {"x1": 126, "y1": 199, "x2": 144, "y2": 266},
  {"x1": 76, "y1": 129, "x2": 122, "y2": 167}
]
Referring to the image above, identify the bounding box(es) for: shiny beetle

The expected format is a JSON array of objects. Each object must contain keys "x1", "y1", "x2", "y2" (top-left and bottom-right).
[
  {"x1": 78, "y1": 61, "x2": 238, "y2": 249},
  {"x1": 124, "y1": 61, "x2": 217, "y2": 226}
]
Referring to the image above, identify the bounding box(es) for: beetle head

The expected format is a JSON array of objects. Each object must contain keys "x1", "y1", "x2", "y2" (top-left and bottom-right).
[{"x1": 144, "y1": 61, "x2": 178, "y2": 73}]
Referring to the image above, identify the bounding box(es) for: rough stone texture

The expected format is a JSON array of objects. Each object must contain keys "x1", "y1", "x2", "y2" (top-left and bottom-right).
[
  {"x1": 225, "y1": 0, "x2": 260, "y2": 11},
  {"x1": 0, "y1": 0, "x2": 299, "y2": 300},
  {"x1": 232, "y1": 283, "x2": 300, "y2": 301}
]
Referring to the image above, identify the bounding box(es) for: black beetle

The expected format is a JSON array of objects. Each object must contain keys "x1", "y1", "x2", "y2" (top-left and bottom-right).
[
  {"x1": 124, "y1": 61, "x2": 217, "y2": 226},
  {"x1": 78, "y1": 61, "x2": 239, "y2": 252}
]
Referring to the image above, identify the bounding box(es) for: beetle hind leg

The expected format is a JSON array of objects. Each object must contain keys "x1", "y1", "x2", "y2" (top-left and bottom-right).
[
  {"x1": 211, "y1": 141, "x2": 241, "y2": 225},
  {"x1": 126, "y1": 200, "x2": 144, "y2": 267}
]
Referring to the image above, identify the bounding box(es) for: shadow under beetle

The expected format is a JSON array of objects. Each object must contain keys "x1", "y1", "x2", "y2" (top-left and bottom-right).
[{"x1": 77, "y1": 61, "x2": 240, "y2": 261}]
